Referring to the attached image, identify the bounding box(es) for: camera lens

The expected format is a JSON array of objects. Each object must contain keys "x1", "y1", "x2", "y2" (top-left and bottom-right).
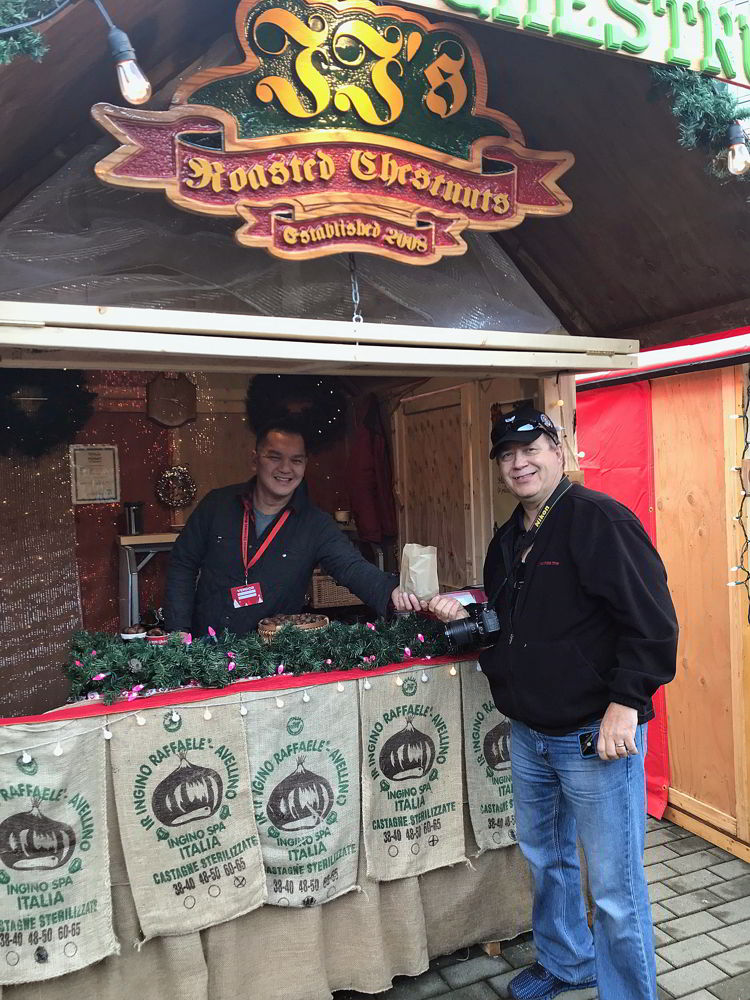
[{"x1": 444, "y1": 617, "x2": 479, "y2": 649}]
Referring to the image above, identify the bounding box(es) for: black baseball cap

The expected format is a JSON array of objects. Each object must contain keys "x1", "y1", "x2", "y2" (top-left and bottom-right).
[{"x1": 490, "y1": 405, "x2": 559, "y2": 459}]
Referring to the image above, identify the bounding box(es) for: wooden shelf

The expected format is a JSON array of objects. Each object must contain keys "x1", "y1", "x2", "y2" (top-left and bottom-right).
[{"x1": 118, "y1": 533, "x2": 179, "y2": 546}]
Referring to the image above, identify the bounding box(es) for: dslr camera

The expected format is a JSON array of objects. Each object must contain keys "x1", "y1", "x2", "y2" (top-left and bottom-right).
[{"x1": 444, "y1": 602, "x2": 501, "y2": 650}]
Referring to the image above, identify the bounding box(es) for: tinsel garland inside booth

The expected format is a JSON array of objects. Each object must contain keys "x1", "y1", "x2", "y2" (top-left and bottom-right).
[{"x1": 66, "y1": 614, "x2": 450, "y2": 704}]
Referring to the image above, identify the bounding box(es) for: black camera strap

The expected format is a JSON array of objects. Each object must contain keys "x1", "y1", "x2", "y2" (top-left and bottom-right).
[{"x1": 487, "y1": 475, "x2": 573, "y2": 609}]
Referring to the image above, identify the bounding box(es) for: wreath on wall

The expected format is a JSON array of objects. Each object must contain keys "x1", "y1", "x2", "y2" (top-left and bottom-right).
[
  {"x1": 246, "y1": 375, "x2": 348, "y2": 451},
  {"x1": 0, "y1": 370, "x2": 96, "y2": 458}
]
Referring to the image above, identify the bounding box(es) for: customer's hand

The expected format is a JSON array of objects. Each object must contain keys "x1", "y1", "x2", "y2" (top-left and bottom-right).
[
  {"x1": 427, "y1": 595, "x2": 471, "y2": 623},
  {"x1": 391, "y1": 589, "x2": 422, "y2": 612},
  {"x1": 597, "y1": 702, "x2": 639, "y2": 761}
]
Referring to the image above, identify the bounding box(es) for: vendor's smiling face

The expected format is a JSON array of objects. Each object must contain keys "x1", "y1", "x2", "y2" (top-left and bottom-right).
[
  {"x1": 254, "y1": 430, "x2": 307, "y2": 503},
  {"x1": 497, "y1": 434, "x2": 563, "y2": 504}
]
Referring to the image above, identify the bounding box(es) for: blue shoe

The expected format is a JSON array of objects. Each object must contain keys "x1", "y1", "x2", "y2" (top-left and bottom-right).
[{"x1": 508, "y1": 963, "x2": 596, "y2": 1000}]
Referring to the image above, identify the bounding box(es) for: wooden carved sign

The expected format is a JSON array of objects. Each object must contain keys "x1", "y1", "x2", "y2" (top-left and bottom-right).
[{"x1": 91, "y1": 0, "x2": 574, "y2": 265}]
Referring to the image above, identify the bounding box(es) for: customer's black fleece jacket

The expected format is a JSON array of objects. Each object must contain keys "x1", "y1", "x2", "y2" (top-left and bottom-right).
[
  {"x1": 165, "y1": 479, "x2": 397, "y2": 637},
  {"x1": 479, "y1": 483, "x2": 678, "y2": 735}
]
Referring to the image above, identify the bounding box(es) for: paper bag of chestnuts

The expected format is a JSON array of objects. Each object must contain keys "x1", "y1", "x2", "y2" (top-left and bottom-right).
[{"x1": 399, "y1": 543, "x2": 439, "y2": 602}]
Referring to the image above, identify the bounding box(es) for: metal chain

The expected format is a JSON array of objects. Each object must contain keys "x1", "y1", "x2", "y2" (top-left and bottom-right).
[{"x1": 348, "y1": 253, "x2": 363, "y2": 324}]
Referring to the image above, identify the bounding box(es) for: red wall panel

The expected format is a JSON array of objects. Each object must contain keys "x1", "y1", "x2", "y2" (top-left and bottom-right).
[{"x1": 577, "y1": 381, "x2": 671, "y2": 818}]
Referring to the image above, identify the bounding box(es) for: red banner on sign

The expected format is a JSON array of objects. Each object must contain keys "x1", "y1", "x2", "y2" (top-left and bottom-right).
[{"x1": 93, "y1": 105, "x2": 573, "y2": 264}]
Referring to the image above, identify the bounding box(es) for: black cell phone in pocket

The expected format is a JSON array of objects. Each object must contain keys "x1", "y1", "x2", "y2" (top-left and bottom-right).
[{"x1": 578, "y1": 731, "x2": 599, "y2": 758}]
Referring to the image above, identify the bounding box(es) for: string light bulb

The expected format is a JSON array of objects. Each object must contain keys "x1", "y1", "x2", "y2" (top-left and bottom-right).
[
  {"x1": 449, "y1": 665, "x2": 457, "y2": 676},
  {"x1": 336, "y1": 681, "x2": 344, "y2": 693},
  {"x1": 102, "y1": 724, "x2": 112, "y2": 740},
  {"x1": 20, "y1": 751, "x2": 32, "y2": 765},
  {"x1": 53, "y1": 742, "x2": 64, "y2": 757},
  {"x1": 136, "y1": 713, "x2": 146, "y2": 726},
  {"x1": 276, "y1": 697, "x2": 284, "y2": 708},
  {"x1": 727, "y1": 122, "x2": 750, "y2": 176},
  {"x1": 363, "y1": 678, "x2": 371, "y2": 690},
  {"x1": 395, "y1": 675, "x2": 404, "y2": 687},
  {"x1": 421, "y1": 671, "x2": 428, "y2": 683},
  {"x1": 89, "y1": 0, "x2": 151, "y2": 105},
  {"x1": 302, "y1": 691, "x2": 310, "y2": 703},
  {"x1": 240, "y1": 705, "x2": 248, "y2": 716},
  {"x1": 203, "y1": 708, "x2": 212, "y2": 721}
]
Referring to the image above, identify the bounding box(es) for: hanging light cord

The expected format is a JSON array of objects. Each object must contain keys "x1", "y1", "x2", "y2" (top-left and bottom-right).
[
  {"x1": 89, "y1": 0, "x2": 114, "y2": 28},
  {"x1": 0, "y1": 0, "x2": 75, "y2": 35},
  {"x1": 734, "y1": 372, "x2": 750, "y2": 623},
  {"x1": 0, "y1": 0, "x2": 117, "y2": 36}
]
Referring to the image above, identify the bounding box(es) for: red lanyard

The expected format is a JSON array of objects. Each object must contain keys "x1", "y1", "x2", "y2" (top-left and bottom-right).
[{"x1": 241, "y1": 504, "x2": 291, "y2": 583}]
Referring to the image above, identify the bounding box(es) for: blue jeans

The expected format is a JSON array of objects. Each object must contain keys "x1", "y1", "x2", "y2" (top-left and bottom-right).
[{"x1": 511, "y1": 720, "x2": 656, "y2": 1000}]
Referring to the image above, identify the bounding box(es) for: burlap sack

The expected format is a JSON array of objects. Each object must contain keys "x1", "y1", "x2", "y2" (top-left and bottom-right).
[
  {"x1": 110, "y1": 702, "x2": 266, "y2": 940},
  {"x1": 243, "y1": 684, "x2": 360, "y2": 907},
  {"x1": 360, "y1": 665, "x2": 465, "y2": 881},
  {"x1": 461, "y1": 662, "x2": 517, "y2": 851},
  {"x1": 0, "y1": 720, "x2": 118, "y2": 984},
  {"x1": 399, "y1": 544, "x2": 439, "y2": 601}
]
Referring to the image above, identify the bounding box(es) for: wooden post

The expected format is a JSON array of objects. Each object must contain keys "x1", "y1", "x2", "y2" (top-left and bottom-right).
[
  {"x1": 541, "y1": 375, "x2": 581, "y2": 482},
  {"x1": 724, "y1": 366, "x2": 750, "y2": 844}
]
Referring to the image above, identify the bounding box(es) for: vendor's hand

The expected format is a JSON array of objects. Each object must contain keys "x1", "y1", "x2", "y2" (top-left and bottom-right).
[
  {"x1": 427, "y1": 595, "x2": 470, "y2": 623},
  {"x1": 391, "y1": 588, "x2": 422, "y2": 612},
  {"x1": 597, "y1": 702, "x2": 639, "y2": 761}
]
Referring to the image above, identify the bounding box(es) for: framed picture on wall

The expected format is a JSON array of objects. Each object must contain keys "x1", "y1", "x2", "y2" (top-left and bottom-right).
[{"x1": 69, "y1": 444, "x2": 120, "y2": 504}]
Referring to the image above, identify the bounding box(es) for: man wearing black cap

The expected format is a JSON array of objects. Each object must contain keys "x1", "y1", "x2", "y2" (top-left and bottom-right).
[{"x1": 429, "y1": 404, "x2": 677, "y2": 1000}]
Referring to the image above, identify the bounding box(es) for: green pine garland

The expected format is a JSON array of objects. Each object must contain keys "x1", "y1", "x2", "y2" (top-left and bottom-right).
[
  {"x1": 650, "y1": 65, "x2": 750, "y2": 178},
  {"x1": 66, "y1": 615, "x2": 453, "y2": 705},
  {"x1": 0, "y1": 0, "x2": 68, "y2": 64}
]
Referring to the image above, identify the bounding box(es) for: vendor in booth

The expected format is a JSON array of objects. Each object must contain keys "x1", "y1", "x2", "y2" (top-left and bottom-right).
[{"x1": 164, "y1": 416, "x2": 420, "y2": 637}]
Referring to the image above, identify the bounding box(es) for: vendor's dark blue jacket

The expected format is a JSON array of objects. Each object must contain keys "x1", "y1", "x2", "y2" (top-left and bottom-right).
[
  {"x1": 479, "y1": 482, "x2": 678, "y2": 735},
  {"x1": 164, "y1": 479, "x2": 398, "y2": 636}
]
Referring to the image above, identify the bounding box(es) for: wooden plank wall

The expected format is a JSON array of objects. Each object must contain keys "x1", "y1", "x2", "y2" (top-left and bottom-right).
[
  {"x1": 652, "y1": 368, "x2": 742, "y2": 834},
  {"x1": 391, "y1": 375, "x2": 532, "y2": 590},
  {"x1": 170, "y1": 374, "x2": 250, "y2": 525},
  {"x1": 398, "y1": 388, "x2": 467, "y2": 590}
]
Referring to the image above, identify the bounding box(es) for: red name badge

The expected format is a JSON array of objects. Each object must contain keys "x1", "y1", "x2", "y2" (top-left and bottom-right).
[{"x1": 230, "y1": 583, "x2": 264, "y2": 608}]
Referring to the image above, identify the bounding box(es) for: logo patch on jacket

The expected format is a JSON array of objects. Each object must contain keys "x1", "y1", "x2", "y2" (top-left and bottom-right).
[{"x1": 538, "y1": 560, "x2": 561, "y2": 566}]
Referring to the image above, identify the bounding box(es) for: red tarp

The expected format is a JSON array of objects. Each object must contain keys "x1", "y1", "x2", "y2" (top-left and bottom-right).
[{"x1": 577, "y1": 381, "x2": 670, "y2": 818}]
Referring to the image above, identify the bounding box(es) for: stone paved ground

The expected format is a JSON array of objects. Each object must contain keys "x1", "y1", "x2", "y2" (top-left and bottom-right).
[{"x1": 334, "y1": 817, "x2": 750, "y2": 1000}]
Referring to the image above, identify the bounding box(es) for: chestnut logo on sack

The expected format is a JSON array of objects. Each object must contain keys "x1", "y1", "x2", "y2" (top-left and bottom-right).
[
  {"x1": 0, "y1": 798, "x2": 76, "y2": 871},
  {"x1": 379, "y1": 712, "x2": 436, "y2": 783},
  {"x1": 483, "y1": 720, "x2": 512, "y2": 771},
  {"x1": 151, "y1": 753, "x2": 224, "y2": 827},
  {"x1": 266, "y1": 757, "x2": 334, "y2": 832}
]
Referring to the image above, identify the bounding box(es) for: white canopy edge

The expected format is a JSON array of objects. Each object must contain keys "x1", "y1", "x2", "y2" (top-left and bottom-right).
[
  {"x1": 0, "y1": 302, "x2": 637, "y2": 355},
  {"x1": 0, "y1": 302, "x2": 637, "y2": 377}
]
